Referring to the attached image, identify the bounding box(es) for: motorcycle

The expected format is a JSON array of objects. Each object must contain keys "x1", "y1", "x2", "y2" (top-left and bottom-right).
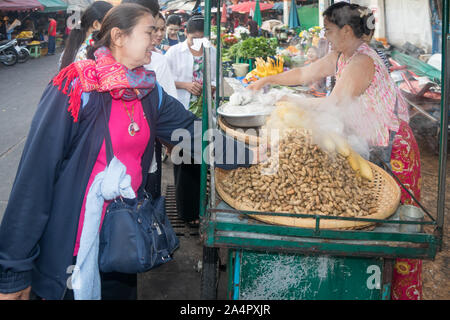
[
  {"x1": 0, "y1": 39, "x2": 18, "y2": 66},
  {"x1": 15, "y1": 38, "x2": 30, "y2": 63}
]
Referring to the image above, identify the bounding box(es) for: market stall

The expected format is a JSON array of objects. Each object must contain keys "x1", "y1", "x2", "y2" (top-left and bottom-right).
[
  {"x1": 197, "y1": 0, "x2": 447, "y2": 300},
  {"x1": 0, "y1": 0, "x2": 69, "y2": 59}
]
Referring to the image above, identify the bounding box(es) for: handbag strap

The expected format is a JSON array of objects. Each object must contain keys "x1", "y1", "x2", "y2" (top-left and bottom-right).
[{"x1": 102, "y1": 95, "x2": 114, "y2": 165}]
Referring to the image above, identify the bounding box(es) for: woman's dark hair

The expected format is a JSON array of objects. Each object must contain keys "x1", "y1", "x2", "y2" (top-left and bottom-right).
[
  {"x1": 121, "y1": 0, "x2": 160, "y2": 17},
  {"x1": 166, "y1": 14, "x2": 181, "y2": 26},
  {"x1": 248, "y1": 19, "x2": 258, "y2": 37},
  {"x1": 186, "y1": 14, "x2": 204, "y2": 34},
  {"x1": 60, "y1": 1, "x2": 112, "y2": 69},
  {"x1": 87, "y1": 3, "x2": 152, "y2": 60},
  {"x1": 323, "y1": 3, "x2": 374, "y2": 39}
]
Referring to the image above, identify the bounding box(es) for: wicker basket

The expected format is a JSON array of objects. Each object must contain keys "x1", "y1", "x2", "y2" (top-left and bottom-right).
[
  {"x1": 215, "y1": 161, "x2": 401, "y2": 230},
  {"x1": 218, "y1": 116, "x2": 263, "y2": 146},
  {"x1": 218, "y1": 116, "x2": 314, "y2": 147}
]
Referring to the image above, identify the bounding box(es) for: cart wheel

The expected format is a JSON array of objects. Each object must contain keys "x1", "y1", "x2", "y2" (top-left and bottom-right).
[{"x1": 200, "y1": 246, "x2": 219, "y2": 300}]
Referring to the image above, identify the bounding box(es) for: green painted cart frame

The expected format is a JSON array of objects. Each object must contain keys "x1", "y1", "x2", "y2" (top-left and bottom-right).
[{"x1": 198, "y1": 0, "x2": 448, "y2": 299}]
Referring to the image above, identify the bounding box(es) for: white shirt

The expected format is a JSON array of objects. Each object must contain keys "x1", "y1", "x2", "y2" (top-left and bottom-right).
[
  {"x1": 165, "y1": 40, "x2": 216, "y2": 109},
  {"x1": 144, "y1": 51, "x2": 178, "y2": 99},
  {"x1": 144, "y1": 51, "x2": 178, "y2": 174}
]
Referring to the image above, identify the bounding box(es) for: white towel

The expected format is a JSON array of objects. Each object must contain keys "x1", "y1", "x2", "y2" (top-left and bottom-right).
[{"x1": 72, "y1": 156, "x2": 135, "y2": 300}]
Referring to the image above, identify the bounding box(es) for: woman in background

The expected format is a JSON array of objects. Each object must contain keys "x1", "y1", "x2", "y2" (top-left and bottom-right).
[
  {"x1": 165, "y1": 14, "x2": 217, "y2": 227},
  {"x1": 247, "y1": 19, "x2": 259, "y2": 37},
  {"x1": 159, "y1": 14, "x2": 185, "y2": 54},
  {"x1": 144, "y1": 11, "x2": 179, "y2": 199}
]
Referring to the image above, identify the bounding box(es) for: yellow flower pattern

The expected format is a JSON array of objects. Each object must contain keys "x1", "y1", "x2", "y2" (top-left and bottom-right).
[
  {"x1": 395, "y1": 261, "x2": 411, "y2": 275},
  {"x1": 391, "y1": 159, "x2": 404, "y2": 172},
  {"x1": 389, "y1": 122, "x2": 422, "y2": 300}
]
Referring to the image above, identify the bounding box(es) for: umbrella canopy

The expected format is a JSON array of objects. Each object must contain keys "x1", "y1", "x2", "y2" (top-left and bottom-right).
[
  {"x1": 221, "y1": 2, "x2": 227, "y2": 23},
  {"x1": 38, "y1": 0, "x2": 68, "y2": 13},
  {"x1": 253, "y1": 0, "x2": 262, "y2": 27},
  {"x1": 0, "y1": 0, "x2": 43, "y2": 12},
  {"x1": 288, "y1": 0, "x2": 300, "y2": 29},
  {"x1": 230, "y1": 1, "x2": 273, "y2": 14}
]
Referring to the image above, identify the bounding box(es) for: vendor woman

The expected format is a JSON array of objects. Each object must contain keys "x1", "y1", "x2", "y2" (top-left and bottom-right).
[{"x1": 249, "y1": 2, "x2": 422, "y2": 300}]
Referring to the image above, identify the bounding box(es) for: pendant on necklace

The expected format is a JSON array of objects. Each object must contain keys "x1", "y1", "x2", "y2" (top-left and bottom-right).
[{"x1": 128, "y1": 121, "x2": 140, "y2": 136}]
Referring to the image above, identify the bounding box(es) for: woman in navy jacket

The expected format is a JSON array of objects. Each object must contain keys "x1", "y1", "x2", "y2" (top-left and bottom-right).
[{"x1": 0, "y1": 4, "x2": 253, "y2": 300}]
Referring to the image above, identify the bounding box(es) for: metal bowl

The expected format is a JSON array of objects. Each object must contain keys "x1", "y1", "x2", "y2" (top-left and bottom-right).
[{"x1": 217, "y1": 104, "x2": 273, "y2": 128}]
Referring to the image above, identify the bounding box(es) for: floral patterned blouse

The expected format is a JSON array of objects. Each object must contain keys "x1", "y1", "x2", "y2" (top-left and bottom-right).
[
  {"x1": 336, "y1": 43, "x2": 410, "y2": 147},
  {"x1": 75, "y1": 33, "x2": 94, "y2": 62}
]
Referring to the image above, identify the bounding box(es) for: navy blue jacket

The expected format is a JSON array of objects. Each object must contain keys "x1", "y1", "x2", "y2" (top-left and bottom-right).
[{"x1": 0, "y1": 81, "x2": 252, "y2": 299}]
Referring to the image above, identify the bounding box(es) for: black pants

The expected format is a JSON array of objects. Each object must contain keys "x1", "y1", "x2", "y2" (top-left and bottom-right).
[
  {"x1": 62, "y1": 272, "x2": 137, "y2": 300},
  {"x1": 173, "y1": 161, "x2": 201, "y2": 222},
  {"x1": 31, "y1": 263, "x2": 137, "y2": 300}
]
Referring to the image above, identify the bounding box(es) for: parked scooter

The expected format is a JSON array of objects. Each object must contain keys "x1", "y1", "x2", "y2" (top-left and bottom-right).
[
  {"x1": 15, "y1": 39, "x2": 30, "y2": 63},
  {"x1": 0, "y1": 39, "x2": 18, "y2": 66}
]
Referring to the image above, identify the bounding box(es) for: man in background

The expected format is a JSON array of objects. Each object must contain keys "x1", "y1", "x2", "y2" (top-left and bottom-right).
[{"x1": 47, "y1": 15, "x2": 57, "y2": 55}]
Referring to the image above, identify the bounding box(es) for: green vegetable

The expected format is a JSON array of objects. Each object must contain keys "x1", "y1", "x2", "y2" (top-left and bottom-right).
[
  {"x1": 228, "y1": 37, "x2": 277, "y2": 62},
  {"x1": 222, "y1": 48, "x2": 232, "y2": 62},
  {"x1": 281, "y1": 55, "x2": 292, "y2": 68},
  {"x1": 189, "y1": 95, "x2": 203, "y2": 118}
]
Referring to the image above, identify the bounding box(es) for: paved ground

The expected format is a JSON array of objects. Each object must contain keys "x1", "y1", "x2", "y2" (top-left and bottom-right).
[
  {"x1": 0, "y1": 51, "x2": 448, "y2": 300},
  {"x1": 0, "y1": 52, "x2": 59, "y2": 221}
]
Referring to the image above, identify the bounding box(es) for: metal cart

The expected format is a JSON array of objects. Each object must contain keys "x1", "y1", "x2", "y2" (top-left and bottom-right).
[{"x1": 198, "y1": 0, "x2": 448, "y2": 300}]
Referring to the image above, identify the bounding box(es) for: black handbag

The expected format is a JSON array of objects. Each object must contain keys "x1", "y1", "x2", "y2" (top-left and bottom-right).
[{"x1": 98, "y1": 104, "x2": 179, "y2": 274}]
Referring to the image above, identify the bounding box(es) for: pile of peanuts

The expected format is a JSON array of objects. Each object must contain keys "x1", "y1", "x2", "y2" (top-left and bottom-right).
[{"x1": 219, "y1": 130, "x2": 378, "y2": 217}]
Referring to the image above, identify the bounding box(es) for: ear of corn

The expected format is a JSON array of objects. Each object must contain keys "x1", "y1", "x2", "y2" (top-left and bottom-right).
[
  {"x1": 348, "y1": 150, "x2": 361, "y2": 172},
  {"x1": 330, "y1": 133, "x2": 351, "y2": 157},
  {"x1": 321, "y1": 135, "x2": 336, "y2": 153},
  {"x1": 347, "y1": 150, "x2": 373, "y2": 181},
  {"x1": 356, "y1": 154, "x2": 374, "y2": 181}
]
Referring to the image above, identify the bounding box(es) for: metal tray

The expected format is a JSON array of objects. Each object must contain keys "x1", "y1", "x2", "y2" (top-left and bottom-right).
[{"x1": 217, "y1": 104, "x2": 273, "y2": 128}]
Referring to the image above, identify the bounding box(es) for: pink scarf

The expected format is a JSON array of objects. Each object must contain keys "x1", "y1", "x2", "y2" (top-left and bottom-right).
[{"x1": 53, "y1": 46, "x2": 156, "y2": 122}]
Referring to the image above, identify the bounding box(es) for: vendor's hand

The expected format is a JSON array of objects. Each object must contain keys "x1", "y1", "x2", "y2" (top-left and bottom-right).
[
  {"x1": 0, "y1": 286, "x2": 31, "y2": 300},
  {"x1": 247, "y1": 77, "x2": 269, "y2": 91},
  {"x1": 185, "y1": 82, "x2": 203, "y2": 96}
]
